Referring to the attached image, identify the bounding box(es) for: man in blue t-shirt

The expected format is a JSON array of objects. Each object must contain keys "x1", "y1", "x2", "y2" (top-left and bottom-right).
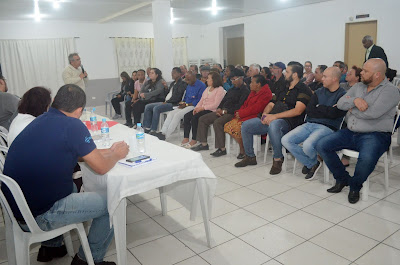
[{"x1": 1, "y1": 84, "x2": 129, "y2": 265}]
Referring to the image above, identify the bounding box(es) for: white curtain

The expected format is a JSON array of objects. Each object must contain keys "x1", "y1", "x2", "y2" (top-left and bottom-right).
[
  {"x1": 0, "y1": 38, "x2": 75, "y2": 97},
  {"x1": 172, "y1": 37, "x2": 188, "y2": 67},
  {"x1": 114, "y1": 38, "x2": 152, "y2": 76}
]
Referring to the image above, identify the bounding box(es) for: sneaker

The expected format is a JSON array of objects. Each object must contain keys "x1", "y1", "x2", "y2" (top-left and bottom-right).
[
  {"x1": 237, "y1": 153, "x2": 245, "y2": 159},
  {"x1": 155, "y1": 132, "x2": 166, "y2": 140},
  {"x1": 71, "y1": 254, "x2": 116, "y2": 265},
  {"x1": 191, "y1": 144, "x2": 209, "y2": 151},
  {"x1": 37, "y1": 245, "x2": 67, "y2": 262},
  {"x1": 144, "y1": 128, "x2": 151, "y2": 133},
  {"x1": 235, "y1": 156, "x2": 257, "y2": 168},
  {"x1": 210, "y1": 149, "x2": 227, "y2": 157},
  {"x1": 269, "y1": 159, "x2": 284, "y2": 175},
  {"x1": 112, "y1": 114, "x2": 122, "y2": 120},
  {"x1": 124, "y1": 122, "x2": 133, "y2": 128},
  {"x1": 305, "y1": 161, "x2": 321, "y2": 180},
  {"x1": 302, "y1": 165, "x2": 311, "y2": 174}
]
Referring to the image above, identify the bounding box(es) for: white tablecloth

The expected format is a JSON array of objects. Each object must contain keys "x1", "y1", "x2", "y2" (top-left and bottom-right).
[{"x1": 80, "y1": 122, "x2": 217, "y2": 223}]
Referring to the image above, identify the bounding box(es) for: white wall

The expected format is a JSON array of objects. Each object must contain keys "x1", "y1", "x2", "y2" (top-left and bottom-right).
[
  {"x1": 0, "y1": 21, "x2": 202, "y2": 80},
  {"x1": 199, "y1": 0, "x2": 400, "y2": 71}
]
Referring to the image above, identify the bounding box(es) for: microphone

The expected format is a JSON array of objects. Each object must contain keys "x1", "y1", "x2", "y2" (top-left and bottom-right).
[{"x1": 81, "y1": 65, "x2": 87, "y2": 78}]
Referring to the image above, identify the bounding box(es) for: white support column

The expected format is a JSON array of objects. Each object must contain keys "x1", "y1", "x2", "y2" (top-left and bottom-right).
[{"x1": 152, "y1": 0, "x2": 174, "y2": 81}]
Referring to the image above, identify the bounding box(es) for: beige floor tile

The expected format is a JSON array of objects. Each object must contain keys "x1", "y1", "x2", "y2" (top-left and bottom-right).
[
  {"x1": 247, "y1": 179, "x2": 292, "y2": 197},
  {"x1": 272, "y1": 189, "x2": 323, "y2": 209},
  {"x1": 303, "y1": 199, "x2": 358, "y2": 224},
  {"x1": 244, "y1": 198, "x2": 297, "y2": 222},
  {"x1": 355, "y1": 244, "x2": 400, "y2": 265},
  {"x1": 218, "y1": 187, "x2": 266, "y2": 207}
]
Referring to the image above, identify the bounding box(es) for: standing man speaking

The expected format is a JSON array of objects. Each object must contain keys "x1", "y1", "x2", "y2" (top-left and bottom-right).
[{"x1": 62, "y1": 53, "x2": 88, "y2": 90}]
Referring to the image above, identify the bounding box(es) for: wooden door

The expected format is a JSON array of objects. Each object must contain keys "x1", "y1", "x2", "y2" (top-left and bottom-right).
[{"x1": 227, "y1": 37, "x2": 244, "y2": 66}]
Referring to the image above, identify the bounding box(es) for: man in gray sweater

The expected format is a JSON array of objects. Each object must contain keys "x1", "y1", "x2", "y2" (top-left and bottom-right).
[
  {"x1": 316, "y1": 59, "x2": 400, "y2": 204},
  {"x1": 0, "y1": 76, "x2": 19, "y2": 130}
]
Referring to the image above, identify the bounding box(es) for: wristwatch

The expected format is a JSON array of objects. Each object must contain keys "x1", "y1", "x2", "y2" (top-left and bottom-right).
[
  {"x1": 222, "y1": 110, "x2": 227, "y2": 114},
  {"x1": 186, "y1": 103, "x2": 189, "y2": 107}
]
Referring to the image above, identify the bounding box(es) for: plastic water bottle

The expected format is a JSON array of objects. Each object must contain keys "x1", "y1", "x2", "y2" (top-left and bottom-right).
[
  {"x1": 101, "y1": 118, "x2": 110, "y2": 147},
  {"x1": 136, "y1": 123, "x2": 146, "y2": 154},
  {"x1": 90, "y1": 108, "x2": 98, "y2": 134}
]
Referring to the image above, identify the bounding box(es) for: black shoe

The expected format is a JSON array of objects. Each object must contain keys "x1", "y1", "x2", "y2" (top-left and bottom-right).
[
  {"x1": 37, "y1": 245, "x2": 67, "y2": 262},
  {"x1": 302, "y1": 165, "x2": 311, "y2": 174},
  {"x1": 327, "y1": 182, "x2": 348, "y2": 193},
  {"x1": 124, "y1": 122, "x2": 133, "y2": 128},
  {"x1": 71, "y1": 254, "x2": 116, "y2": 265},
  {"x1": 211, "y1": 149, "x2": 227, "y2": 157},
  {"x1": 144, "y1": 128, "x2": 151, "y2": 133},
  {"x1": 191, "y1": 144, "x2": 209, "y2": 151},
  {"x1": 237, "y1": 153, "x2": 245, "y2": 159},
  {"x1": 235, "y1": 156, "x2": 257, "y2": 167},
  {"x1": 155, "y1": 132, "x2": 166, "y2": 140},
  {"x1": 305, "y1": 161, "x2": 321, "y2": 180},
  {"x1": 270, "y1": 159, "x2": 284, "y2": 175},
  {"x1": 348, "y1": 191, "x2": 360, "y2": 204}
]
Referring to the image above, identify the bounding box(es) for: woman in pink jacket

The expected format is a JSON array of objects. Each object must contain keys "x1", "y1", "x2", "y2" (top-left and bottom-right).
[{"x1": 181, "y1": 71, "x2": 226, "y2": 148}]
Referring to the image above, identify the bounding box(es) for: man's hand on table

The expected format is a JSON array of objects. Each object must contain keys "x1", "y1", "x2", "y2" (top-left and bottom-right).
[{"x1": 111, "y1": 141, "x2": 129, "y2": 159}]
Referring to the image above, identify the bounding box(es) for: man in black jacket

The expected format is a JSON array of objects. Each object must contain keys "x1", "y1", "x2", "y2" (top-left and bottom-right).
[
  {"x1": 363, "y1": 35, "x2": 388, "y2": 67},
  {"x1": 143, "y1": 67, "x2": 187, "y2": 133},
  {"x1": 281, "y1": 67, "x2": 347, "y2": 180},
  {"x1": 192, "y1": 68, "x2": 250, "y2": 156}
]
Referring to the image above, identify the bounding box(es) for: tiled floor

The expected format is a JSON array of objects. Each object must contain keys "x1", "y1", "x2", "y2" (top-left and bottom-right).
[{"x1": 1, "y1": 105, "x2": 400, "y2": 265}]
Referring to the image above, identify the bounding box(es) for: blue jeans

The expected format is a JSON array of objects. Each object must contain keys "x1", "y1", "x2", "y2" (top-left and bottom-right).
[
  {"x1": 316, "y1": 128, "x2": 391, "y2": 192},
  {"x1": 143, "y1": 102, "x2": 173, "y2": 131},
  {"x1": 241, "y1": 118, "x2": 290, "y2": 158},
  {"x1": 20, "y1": 185, "x2": 113, "y2": 263},
  {"x1": 282, "y1": 122, "x2": 333, "y2": 169}
]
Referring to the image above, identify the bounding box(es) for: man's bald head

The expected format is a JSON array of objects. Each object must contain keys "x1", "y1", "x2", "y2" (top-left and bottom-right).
[
  {"x1": 361, "y1": 58, "x2": 387, "y2": 86},
  {"x1": 366, "y1": 58, "x2": 387, "y2": 76},
  {"x1": 326, "y1": 66, "x2": 342, "y2": 81},
  {"x1": 322, "y1": 67, "x2": 341, "y2": 91}
]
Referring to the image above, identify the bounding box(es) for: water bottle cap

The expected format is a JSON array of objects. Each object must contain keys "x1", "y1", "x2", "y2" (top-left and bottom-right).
[
  {"x1": 93, "y1": 107, "x2": 96, "y2": 111},
  {"x1": 137, "y1": 123, "x2": 141, "y2": 127},
  {"x1": 102, "y1": 118, "x2": 106, "y2": 122}
]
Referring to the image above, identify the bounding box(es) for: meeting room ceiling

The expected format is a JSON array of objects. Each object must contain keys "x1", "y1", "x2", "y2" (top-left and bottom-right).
[{"x1": 0, "y1": 0, "x2": 332, "y2": 24}]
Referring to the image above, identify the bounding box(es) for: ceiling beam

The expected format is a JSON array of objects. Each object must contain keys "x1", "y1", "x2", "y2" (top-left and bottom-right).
[{"x1": 97, "y1": 1, "x2": 151, "y2": 23}]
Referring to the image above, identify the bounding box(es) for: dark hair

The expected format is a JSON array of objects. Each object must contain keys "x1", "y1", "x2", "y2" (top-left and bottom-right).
[
  {"x1": 305, "y1": 61, "x2": 312, "y2": 67},
  {"x1": 318, "y1": 65, "x2": 328, "y2": 73},
  {"x1": 210, "y1": 67, "x2": 220, "y2": 74},
  {"x1": 151, "y1": 68, "x2": 163, "y2": 82},
  {"x1": 290, "y1": 64, "x2": 304, "y2": 79},
  {"x1": 243, "y1": 66, "x2": 249, "y2": 74},
  {"x1": 132, "y1": 71, "x2": 137, "y2": 75},
  {"x1": 208, "y1": 71, "x2": 223, "y2": 88},
  {"x1": 261, "y1": 67, "x2": 272, "y2": 79},
  {"x1": 226, "y1": 65, "x2": 235, "y2": 77},
  {"x1": 18, "y1": 87, "x2": 51, "y2": 117},
  {"x1": 334, "y1": 61, "x2": 345, "y2": 70},
  {"x1": 172, "y1": 67, "x2": 182, "y2": 74},
  {"x1": 252, "y1": 74, "x2": 267, "y2": 87},
  {"x1": 51, "y1": 84, "x2": 86, "y2": 113},
  {"x1": 288, "y1": 61, "x2": 302, "y2": 67},
  {"x1": 120, "y1": 71, "x2": 131, "y2": 85},
  {"x1": 190, "y1": 65, "x2": 198, "y2": 72},
  {"x1": 352, "y1": 65, "x2": 362, "y2": 82},
  {"x1": 137, "y1": 69, "x2": 145, "y2": 74}
]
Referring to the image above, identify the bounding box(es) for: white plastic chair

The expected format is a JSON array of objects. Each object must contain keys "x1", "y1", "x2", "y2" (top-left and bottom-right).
[
  {"x1": 0, "y1": 172, "x2": 95, "y2": 265},
  {"x1": 0, "y1": 131, "x2": 7, "y2": 147},
  {"x1": 105, "y1": 90, "x2": 120, "y2": 117},
  {"x1": 0, "y1": 126, "x2": 8, "y2": 135},
  {"x1": 0, "y1": 145, "x2": 7, "y2": 173}
]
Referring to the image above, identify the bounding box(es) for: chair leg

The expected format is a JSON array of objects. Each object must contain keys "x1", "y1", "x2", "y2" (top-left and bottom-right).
[
  {"x1": 293, "y1": 159, "x2": 297, "y2": 175},
  {"x1": 225, "y1": 134, "x2": 231, "y2": 155},
  {"x1": 362, "y1": 178, "x2": 369, "y2": 201},
  {"x1": 63, "y1": 231, "x2": 75, "y2": 257},
  {"x1": 76, "y1": 224, "x2": 95, "y2": 265},
  {"x1": 14, "y1": 237, "x2": 30, "y2": 265},
  {"x1": 263, "y1": 136, "x2": 270, "y2": 164},
  {"x1": 323, "y1": 162, "x2": 330, "y2": 184},
  {"x1": 282, "y1": 147, "x2": 287, "y2": 173},
  {"x1": 384, "y1": 152, "x2": 389, "y2": 190}
]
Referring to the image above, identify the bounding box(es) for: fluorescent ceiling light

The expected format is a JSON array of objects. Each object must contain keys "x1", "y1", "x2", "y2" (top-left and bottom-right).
[
  {"x1": 170, "y1": 7, "x2": 174, "y2": 24},
  {"x1": 34, "y1": 0, "x2": 41, "y2": 21},
  {"x1": 212, "y1": 0, "x2": 217, "y2": 15},
  {"x1": 53, "y1": 1, "x2": 60, "y2": 9}
]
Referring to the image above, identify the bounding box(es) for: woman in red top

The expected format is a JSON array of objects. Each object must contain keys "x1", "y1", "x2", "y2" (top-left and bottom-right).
[{"x1": 224, "y1": 75, "x2": 272, "y2": 158}]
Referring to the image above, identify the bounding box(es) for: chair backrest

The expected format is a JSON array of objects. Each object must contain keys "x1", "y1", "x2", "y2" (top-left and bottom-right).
[
  {"x1": 0, "y1": 126, "x2": 8, "y2": 135},
  {"x1": 0, "y1": 173, "x2": 43, "y2": 233},
  {"x1": 393, "y1": 108, "x2": 400, "y2": 135},
  {"x1": 0, "y1": 146, "x2": 8, "y2": 173},
  {"x1": 0, "y1": 132, "x2": 8, "y2": 147}
]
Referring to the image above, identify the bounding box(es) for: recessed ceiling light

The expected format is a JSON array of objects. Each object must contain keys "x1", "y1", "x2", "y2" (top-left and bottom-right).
[{"x1": 53, "y1": 1, "x2": 60, "y2": 9}]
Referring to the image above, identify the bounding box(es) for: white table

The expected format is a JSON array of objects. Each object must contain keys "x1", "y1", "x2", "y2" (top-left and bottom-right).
[{"x1": 80, "y1": 121, "x2": 217, "y2": 265}]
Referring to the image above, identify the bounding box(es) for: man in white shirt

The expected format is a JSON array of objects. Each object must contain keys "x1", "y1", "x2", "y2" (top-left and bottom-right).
[{"x1": 62, "y1": 53, "x2": 88, "y2": 90}]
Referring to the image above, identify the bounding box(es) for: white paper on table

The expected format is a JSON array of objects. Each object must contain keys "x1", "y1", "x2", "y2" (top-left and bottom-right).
[{"x1": 118, "y1": 158, "x2": 157, "y2": 168}]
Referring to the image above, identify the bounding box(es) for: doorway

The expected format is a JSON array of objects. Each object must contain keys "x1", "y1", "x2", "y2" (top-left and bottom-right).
[
  {"x1": 345, "y1": 20, "x2": 377, "y2": 68},
  {"x1": 222, "y1": 24, "x2": 244, "y2": 67}
]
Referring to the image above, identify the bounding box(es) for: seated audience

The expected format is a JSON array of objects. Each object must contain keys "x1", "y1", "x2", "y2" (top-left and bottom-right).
[
  {"x1": 190, "y1": 64, "x2": 201, "y2": 79},
  {"x1": 302, "y1": 61, "x2": 315, "y2": 85},
  {"x1": 131, "y1": 70, "x2": 138, "y2": 81},
  {"x1": 340, "y1": 65, "x2": 362, "y2": 91},
  {"x1": 333, "y1": 61, "x2": 347, "y2": 83},
  {"x1": 260, "y1": 67, "x2": 273, "y2": 84},
  {"x1": 143, "y1": 67, "x2": 187, "y2": 133},
  {"x1": 225, "y1": 74, "x2": 272, "y2": 158},
  {"x1": 111, "y1": 72, "x2": 134, "y2": 119},
  {"x1": 146, "y1": 67, "x2": 151, "y2": 80},
  {"x1": 182, "y1": 72, "x2": 226, "y2": 148},
  {"x1": 270, "y1": 62, "x2": 286, "y2": 94},
  {"x1": 316, "y1": 59, "x2": 400, "y2": 204},
  {"x1": 309, "y1": 65, "x2": 327, "y2": 91},
  {"x1": 2, "y1": 84, "x2": 129, "y2": 265},
  {"x1": 125, "y1": 68, "x2": 165, "y2": 128},
  {"x1": 236, "y1": 63, "x2": 312, "y2": 174},
  {"x1": 0, "y1": 75, "x2": 19, "y2": 130},
  {"x1": 244, "y1": 64, "x2": 261, "y2": 86},
  {"x1": 155, "y1": 71, "x2": 206, "y2": 140},
  {"x1": 243, "y1": 66, "x2": 249, "y2": 77},
  {"x1": 213, "y1": 63, "x2": 223, "y2": 73},
  {"x1": 131, "y1": 69, "x2": 146, "y2": 102},
  {"x1": 8, "y1": 87, "x2": 52, "y2": 146},
  {"x1": 192, "y1": 69, "x2": 250, "y2": 154},
  {"x1": 223, "y1": 65, "x2": 235, "y2": 91},
  {"x1": 200, "y1": 66, "x2": 210, "y2": 85},
  {"x1": 282, "y1": 67, "x2": 347, "y2": 180},
  {"x1": 180, "y1": 65, "x2": 188, "y2": 78}
]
